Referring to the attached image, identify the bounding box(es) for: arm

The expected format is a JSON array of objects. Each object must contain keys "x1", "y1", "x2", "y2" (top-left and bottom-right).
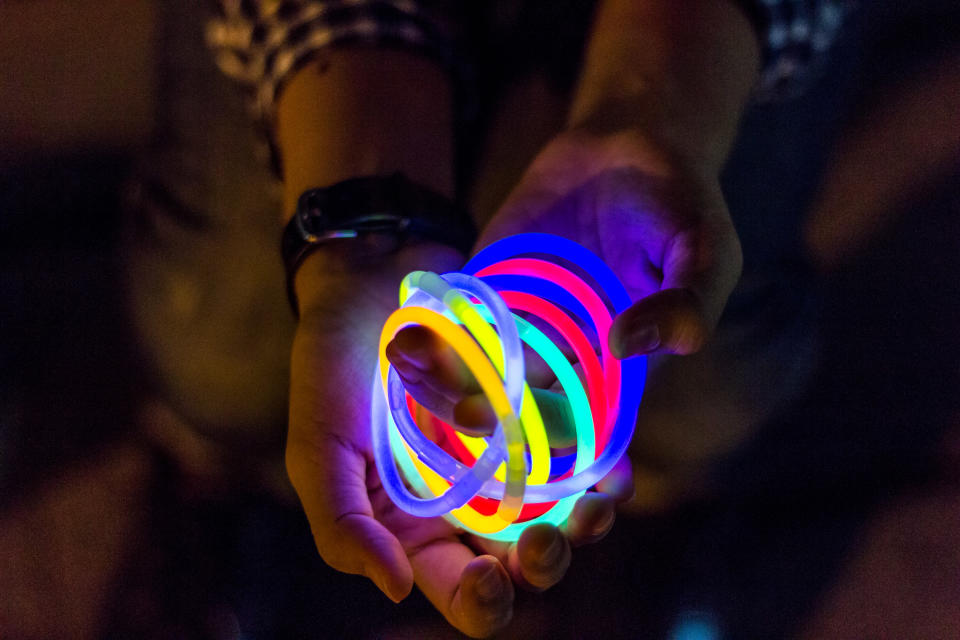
[
  {"x1": 277, "y1": 47, "x2": 514, "y2": 637},
  {"x1": 385, "y1": 1, "x2": 763, "y2": 496},
  {"x1": 278, "y1": 45, "x2": 453, "y2": 590},
  {"x1": 569, "y1": 0, "x2": 760, "y2": 172},
  {"x1": 277, "y1": 34, "x2": 617, "y2": 639},
  {"x1": 474, "y1": 0, "x2": 759, "y2": 359},
  {"x1": 275, "y1": 45, "x2": 458, "y2": 311},
  {"x1": 276, "y1": 47, "x2": 454, "y2": 216},
  {"x1": 576, "y1": 0, "x2": 759, "y2": 352}
]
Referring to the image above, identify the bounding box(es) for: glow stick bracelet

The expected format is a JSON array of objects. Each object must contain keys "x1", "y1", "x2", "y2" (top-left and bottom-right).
[{"x1": 370, "y1": 233, "x2": 647, "y2": 540}]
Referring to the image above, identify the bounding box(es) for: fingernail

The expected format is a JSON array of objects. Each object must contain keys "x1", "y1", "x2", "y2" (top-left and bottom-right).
[
  {"x1": 475, "y1": 562, "x2": 506, "y2": 602},
  {"x1": 372, "y1": 571, "x2": 403, "y2": 603},
  {"x1": 591, "y1": 509, "x2": 616, "y2": 538},
  {"x1": 397, "y1": 338, "x2": 433, "y2": 371},
  {"x1": 542, "y1": 529, "x2": 565, "y2": 565},
  {"x1": 616, "y1": 323, "x2": 660, "y2": 358}
]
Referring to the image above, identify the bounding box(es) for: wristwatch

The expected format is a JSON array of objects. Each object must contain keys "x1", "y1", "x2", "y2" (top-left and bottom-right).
[{"x1": 281, "y1": 173, "x2": 476, "y2": 315}]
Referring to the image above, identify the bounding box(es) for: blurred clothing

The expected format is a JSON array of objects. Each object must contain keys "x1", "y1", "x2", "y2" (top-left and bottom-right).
[{"x1": 208, "y1": 0, "x2": 853, "y2": 174}]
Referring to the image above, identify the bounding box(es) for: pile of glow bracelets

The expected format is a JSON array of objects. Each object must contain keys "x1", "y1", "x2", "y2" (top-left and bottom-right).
[{"x1": 371, "y1": 233, "x2": 646, "y2": 541}]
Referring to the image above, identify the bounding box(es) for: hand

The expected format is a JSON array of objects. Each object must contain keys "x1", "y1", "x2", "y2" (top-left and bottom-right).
[
  {"x1": 478, "y1": 127, "x2": 743, "y2": 359},
  {"x1": 384, "y1": 319, "x2": 635, "y2": 517},
  {"x1": 285, "y1": 240, "x2": 621, "y2": 637}
]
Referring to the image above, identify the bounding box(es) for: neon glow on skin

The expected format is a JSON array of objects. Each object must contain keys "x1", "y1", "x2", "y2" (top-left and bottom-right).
[{"x1": 370, "y1": 233, "x2": 647, "y2": 541}]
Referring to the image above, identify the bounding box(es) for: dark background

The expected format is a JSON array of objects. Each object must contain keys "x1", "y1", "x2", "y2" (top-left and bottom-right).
[{"x1": 2, "y1": 1, "x2": 959, "y2": 638}]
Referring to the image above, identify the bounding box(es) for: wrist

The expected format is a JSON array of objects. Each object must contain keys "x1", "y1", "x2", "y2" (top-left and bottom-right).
[
  {"x1": 282, "y1": 173, "x2": 475, "y2": 316},
  {"x1": 567, "y1": 0, "x2": 760, "y2": 174},
  {"x1": 567, "y1": 97, "x2": 727, "y2": 179},
  {"x1": 293, "y1": 240, "x2": 465, "y2": 319},
  {"x1": 293, "y1": 243, "x2": 376, "y2": 315}
]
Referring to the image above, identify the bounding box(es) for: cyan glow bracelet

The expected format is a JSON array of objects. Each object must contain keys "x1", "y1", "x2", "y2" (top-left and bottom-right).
[{"x1": 370, "y1": 233, "x2": 647, "y2": 541}]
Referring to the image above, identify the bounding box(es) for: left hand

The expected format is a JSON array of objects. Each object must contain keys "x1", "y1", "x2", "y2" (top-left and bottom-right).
[{"x1": 478, "y1": 127, "x2": 743, "y2": 359}]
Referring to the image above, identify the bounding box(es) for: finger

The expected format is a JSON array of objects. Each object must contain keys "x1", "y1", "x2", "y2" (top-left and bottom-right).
[
  {"x1": 285, "y1": 432, "x2": 413, "y2": 603},
  {"x1": 389, "y1": 326, "x2": 563, "y2": 436},
  {"x1": 452, "y1": 393, "x2": 497, "y2": 432},
  {"x1": 524, "y1": 342, "x2": 560, "y2": 388},
  {"x1": 391, "y1": 360, "x2": 460, "y2": 427},
  {"x1": 562, "y1": 492, "x2": 617, "y2": 547},
  {"x1": 387, "y1": 326, "x2": 478, "y2": 402},
  {"x1": 388, "y1": 325, "x2": 558, "y2": 392},
  {"x1": 452, "y1": 388, "x2": 577, "y2": 446},
  {"x1": 511, "y1": 523, "x2": 572, "y2": 591},
  {"x1": 609, "y1": 287, "x2": 708, "y2": 357},
  {"x1": 471, "y1": 523, "x2": 571, "y2": 593},
  {"x1": 594, "y1": 454, "x2": 635, "y2": 504},
  {"x1": 409, "y1": 543, "x2": 515, "y2": 638},
  {"x1": 610, "y1": 221, "x2": 742, "y2": 358},
  {"x1": 367, "y1": 478, "x2": 516, "y2": 637},
  {"x1": 386, "y1": 326, "x2": 485, "y2": 431},
  {"x1": 531, "y1": 388, "x2": 577, "y2": 447}
]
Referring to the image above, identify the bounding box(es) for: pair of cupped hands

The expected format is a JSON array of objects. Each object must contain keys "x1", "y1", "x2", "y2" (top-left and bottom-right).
[{"x1": 286, "y1": 127, "x2": 742, "y2": 637}]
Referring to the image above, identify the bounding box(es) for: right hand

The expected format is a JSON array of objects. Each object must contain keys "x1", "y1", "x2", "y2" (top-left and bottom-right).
[{"x1": 285, "y1": 241, "x2": 621, "y2": 637}]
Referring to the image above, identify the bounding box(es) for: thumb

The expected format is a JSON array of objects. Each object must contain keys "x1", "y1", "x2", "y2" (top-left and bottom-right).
[
  {"x1": 610, "y1": 224, "x2": 742, "y2": 358},
  {"x1": 608, "y1": 287, "x2": 710, "y2": 357}
]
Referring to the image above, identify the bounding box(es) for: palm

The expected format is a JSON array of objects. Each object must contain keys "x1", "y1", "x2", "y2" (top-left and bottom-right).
[
  {"x1": 286, "y1": 242, "x2": 615, "y2": 637},
  {"x1": 286, "y1": 243, "x2": 506, "y2": 629},
  {"x1": 290, "y1": 256, "x2": 461, "y2": 543}
]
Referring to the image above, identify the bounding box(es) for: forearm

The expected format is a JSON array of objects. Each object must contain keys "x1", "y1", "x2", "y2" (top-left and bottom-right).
[
  {"x1": 276, "y1": 46, "x2": 455, "y2": 217},
  {"x1": 568, "y1": 0, "x2": 761, "y2": 173},
  {"x1": 275, "y1": 46, "x2": 459, "y2": 315}
]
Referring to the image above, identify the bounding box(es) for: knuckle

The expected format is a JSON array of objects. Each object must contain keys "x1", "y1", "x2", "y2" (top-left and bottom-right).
[{"x1": 665, "y1": 289, "x2": 711, "y2": 354}]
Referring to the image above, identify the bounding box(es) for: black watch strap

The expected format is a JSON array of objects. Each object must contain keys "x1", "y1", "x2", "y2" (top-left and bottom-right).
[{"x1": 281, "y1": 173, "x2": 475, "y2": 316}]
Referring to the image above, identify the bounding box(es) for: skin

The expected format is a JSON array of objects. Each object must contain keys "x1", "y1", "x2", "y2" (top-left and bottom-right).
[{"x1": 280, "y1": 1, "x2": 760, "y2": 636}]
